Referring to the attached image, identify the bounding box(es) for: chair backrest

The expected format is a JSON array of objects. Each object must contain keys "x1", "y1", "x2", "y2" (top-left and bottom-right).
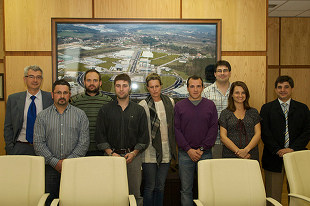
[
  {"x1": 283, "y1": 150, "x2": 310, "y2": 206},
  {"x1": 197, "y1": 159, "x2": 266, "y2": 206},
  {"x1": 0, "y1": 155, "x2": 45, "y2": 206},
  {"x1": 59, "y1": 156, "x2": 129, "y2": 206}
]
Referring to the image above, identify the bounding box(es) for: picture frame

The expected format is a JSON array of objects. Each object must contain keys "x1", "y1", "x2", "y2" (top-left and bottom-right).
[{"x1": 52, "y1": 18, "x2": 222, "y2": 98}]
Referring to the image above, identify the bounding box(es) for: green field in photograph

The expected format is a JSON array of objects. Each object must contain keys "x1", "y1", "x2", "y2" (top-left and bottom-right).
[
  {"x1": 100, "y1": 74, "x2": 114, "y2": 92},
  {"x1": 149, "y1": 52, "x2": 168, "y2": 59},
  {"x1": 65, "y1": 63, "x2": 88, "y2": 72},
  {"x1": 161, "y1": 76, "x2": 177, "y2": 88},
  {"x1": 97, "y1": 57, "x2": 122, "y2": 69},
  {"x1": 151, "y1": 54, "x2": 180, "y2": 66}
]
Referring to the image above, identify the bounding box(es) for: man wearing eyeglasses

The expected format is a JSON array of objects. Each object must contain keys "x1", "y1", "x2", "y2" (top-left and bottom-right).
[
  {"x1": 202, "y1": 60, "x2": 232, "y2": 159},
  {"x1": 33, "y1": 79, "x2": 89, "y2": 206},
  {"x1": 4, "y1": 65, "x2": 53, "y2": 155}
]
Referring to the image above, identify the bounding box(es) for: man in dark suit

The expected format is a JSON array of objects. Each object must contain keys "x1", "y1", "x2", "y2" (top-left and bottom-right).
[
  {"x1": 4, "y1": 65, "x2": 53, "y2": 155},
  {"x1": 260, "y1": 75, "x2": 310, "y2": 204}
]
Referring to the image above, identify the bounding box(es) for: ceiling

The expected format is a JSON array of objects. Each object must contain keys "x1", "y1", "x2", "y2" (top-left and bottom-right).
[{"x1": 268, "y1": 0, "x2": 310, "y2": 17}]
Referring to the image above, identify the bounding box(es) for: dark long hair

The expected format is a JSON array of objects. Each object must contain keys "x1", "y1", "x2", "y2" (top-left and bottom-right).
[{"x1": 227, "y1": 81, "x2": 251, "y2": 112}]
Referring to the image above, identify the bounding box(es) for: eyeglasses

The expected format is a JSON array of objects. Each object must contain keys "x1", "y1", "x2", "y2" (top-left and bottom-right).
[
  {"x1": 25, "y1": 75, "x2": 43, "y2": 80},
  {"x1": 53, "y1": 91, "x2": 70, "y2": 95}
]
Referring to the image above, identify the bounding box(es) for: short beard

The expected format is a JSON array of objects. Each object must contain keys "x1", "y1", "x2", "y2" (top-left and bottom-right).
[{"x1": 86, "y1": 86, "x2": 100, "y2": 94}]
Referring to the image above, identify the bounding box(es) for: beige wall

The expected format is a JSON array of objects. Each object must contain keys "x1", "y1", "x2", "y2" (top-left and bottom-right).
[{"x1": 1, "y1": 0, "x2": 267, "y2": 153}]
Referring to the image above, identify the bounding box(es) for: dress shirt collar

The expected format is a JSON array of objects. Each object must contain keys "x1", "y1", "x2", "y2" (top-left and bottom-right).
[
  {"x1": 214, "y1": 81, "x2": 231, "y2": 96},
  {"x1": 278, "y1": 98, "x2": 291, "y2": 107},
  {"x1": 27, "y1": 89, "x2": 41, "y2": 100},
  {"x1": 52, "y1": 103, "x2": 72, "y2": 114}
]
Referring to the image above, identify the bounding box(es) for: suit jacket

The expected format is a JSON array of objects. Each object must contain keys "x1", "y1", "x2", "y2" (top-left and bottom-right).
[
  {"x1": 4, "y1": 90, "x2": 54, "y2": 154},
  {"x1": 260, "y1": 99, "x2": 310, "y2": 172}
]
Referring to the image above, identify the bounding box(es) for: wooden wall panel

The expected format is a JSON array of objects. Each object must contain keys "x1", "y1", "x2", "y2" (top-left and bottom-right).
[
  {"x1": 222, "y1": 56, "x2": 266, "y2": 111},
  {"x1": 0, "y1": 0, "x2": 4, "y2": 59},
  {"x1": 267, "y1": 69, "x2": 279, "y2": 103},
  {"x1": 94, "y1": 0, "x2": 180, "y2": 18},
  {"x1": 268, "y1": 18, "x2": 279, "y2": 65},
  {"x1": 182, "y1": 0, "x2": 266, "y2": 51},
  {"x1": 5, "y1": 56, "x2": 52, "y2": 97},
  {"x1": 0, "y1": 63, "x2": 5, "y2": 155},
  {"x1": 281, "y1": 18, "x2": 310, "y2": 65},
  {"x1": 281, "y1": 69, "x2": 310, "y2": 107},
  {"x1": 4, "y1": 0, "x2": 92, "y2": 51}
]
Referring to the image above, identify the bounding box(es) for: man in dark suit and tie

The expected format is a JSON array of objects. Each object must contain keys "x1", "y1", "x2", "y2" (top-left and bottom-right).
[
  {"x1": 260, "y1": 75, "x2": 310, "y2": 205},
  {"x1": 4, "y1": 65, "x2": 53, "y2": 155}
]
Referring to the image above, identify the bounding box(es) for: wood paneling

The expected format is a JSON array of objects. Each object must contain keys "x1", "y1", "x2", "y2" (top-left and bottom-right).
[
  {"x1": 281, "y1": 69, "x2": 310, "y2": 107},
  {"x1": 0, "y1": 0, "x2": 4, "y2": 59},
  {"x1": 4, "y1": 0, "x2": 92, "y2": 51},
  {"x1": 267, "y1": 68, "x2": 279, "y2": 103},
  {"x1": 222, "y1": 56, "x2": 266, "y2": 111},
  {"x1": 5, "y1": 56, "x2": 52, "y2": 97},
  {"x1": 281, "y1": 18, "x2": 310, "y2": 65},
  {"x1": 268, "y1": 18, "x2": 280, "y2": 65},
  {"x1": 94, "y1": 0, "x2": 180, "y2": 18},
  {"x1": 182, "y1": 0, "x2": 266, "y2": 52},
  {"x1": 0, "y1": 63, "x2": 5, "y2": 155}
]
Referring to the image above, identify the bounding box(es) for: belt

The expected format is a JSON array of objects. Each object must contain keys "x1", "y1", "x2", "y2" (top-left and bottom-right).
[
  {"x1": 17, "y1": 141, "x2": 33, "y2": 145},
  {"x1": 113, "y1": 147, "x2": 135, "y2": 155}
]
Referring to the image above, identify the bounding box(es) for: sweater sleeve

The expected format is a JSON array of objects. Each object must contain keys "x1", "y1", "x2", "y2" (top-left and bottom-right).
[{"x1": 174, "y1": 102, "x2": 191, "y2": 152}]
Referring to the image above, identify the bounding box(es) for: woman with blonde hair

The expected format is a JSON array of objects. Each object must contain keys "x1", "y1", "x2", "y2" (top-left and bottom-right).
[{"x1": 139, "y1": 73, "x2": 176, "y2": 206}]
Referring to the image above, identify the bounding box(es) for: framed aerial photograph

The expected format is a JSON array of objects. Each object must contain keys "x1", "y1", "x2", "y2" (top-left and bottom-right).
[{"x1": 52, "y1": 18, "x2": 221, "y2": 98}]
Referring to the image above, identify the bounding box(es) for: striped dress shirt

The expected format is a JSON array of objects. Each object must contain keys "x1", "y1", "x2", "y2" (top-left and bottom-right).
[{"x1": 33, "y1": 104, "x2": 89, "y2": 167}]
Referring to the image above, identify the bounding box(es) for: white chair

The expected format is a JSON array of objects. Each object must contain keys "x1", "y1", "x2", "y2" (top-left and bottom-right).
[
  {"x1": 283, "y1": 150, "x2": 310, "y2": 206},
  {"x1": 51, "y1": 156, "x2": 136, "y2": 206},
  {"x1": 194, "y1": 159, "x2": 282, "y2": 206},
  {"x1": 0, "y1": 155, "x2": 49, "y2": 206}
]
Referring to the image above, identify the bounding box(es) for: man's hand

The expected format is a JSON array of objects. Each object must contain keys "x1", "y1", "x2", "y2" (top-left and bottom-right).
[
  {"x1": 124, "y1": 152, "x2": 135, "y2": 164},
  {"x1": 55, "y1": 159, "x2": 64, "y2": 173},
  {"x1": 187, "y1": 149, "x2": 202, "y2": 162},
  {"x1": 277, "y1": 148, "x2": 293, "y2": 157},
  {"x1": 112, "y1": 152, "x2": 121, "y2": 157}
]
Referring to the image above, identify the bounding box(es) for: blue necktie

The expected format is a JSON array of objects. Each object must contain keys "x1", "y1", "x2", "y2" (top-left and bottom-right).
[{"x1": 26, "y1": 96, "x2": 36, "y2": 143}]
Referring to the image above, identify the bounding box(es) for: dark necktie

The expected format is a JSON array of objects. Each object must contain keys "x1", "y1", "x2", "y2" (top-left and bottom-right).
[
  {"x1": 26, "y1": 96, "x2": 36, "y2": 143},
  {"x1": 282, "y1": 102, "x2": 289, "y2": 148}
]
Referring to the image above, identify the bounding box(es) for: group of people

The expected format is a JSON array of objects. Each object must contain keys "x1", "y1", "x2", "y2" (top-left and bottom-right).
[{"x1": 3, "y1": 61, "x2": 310, "y2": 206}]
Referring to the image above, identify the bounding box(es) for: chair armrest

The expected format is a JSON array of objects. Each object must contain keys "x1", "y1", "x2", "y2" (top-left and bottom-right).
[
  {"x1": 128, "y1": 195, "x2": 137, "y2": 206},
  {"x1": 51, "y1": 198, "x2": 60, "y2": 206},
  {"x1": 289, "y1": 193, "x2": 310, "y2": 203},
  {"x1": 194, "y1": 199, "x2": 204, "y2": 206},
  {"x1": 37, "y1": 193, "x2": 49, "y2": 206},
  {"x1": 266, "y1": 197, "x2": 282, "y2": 206}
]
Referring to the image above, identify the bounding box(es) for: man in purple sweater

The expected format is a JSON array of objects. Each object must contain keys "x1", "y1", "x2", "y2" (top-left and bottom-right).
[{"x1": 175, "y1": 75, "x2": 218, "y2": 206}]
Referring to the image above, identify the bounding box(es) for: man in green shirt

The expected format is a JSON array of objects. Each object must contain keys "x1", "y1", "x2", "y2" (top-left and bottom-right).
[{"x1": 71, "y1": 69, "x2": 112, "y2": 156}]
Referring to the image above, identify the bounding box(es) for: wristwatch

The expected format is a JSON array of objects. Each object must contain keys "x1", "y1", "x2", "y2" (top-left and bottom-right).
[{"x1": 199, "y1": 147, "x2": 205, "y2": 152}]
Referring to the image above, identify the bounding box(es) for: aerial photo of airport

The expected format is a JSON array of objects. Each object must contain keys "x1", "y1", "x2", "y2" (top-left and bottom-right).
[{"x1": 56, "y1": 22, "x2": 218, "y2": 98}]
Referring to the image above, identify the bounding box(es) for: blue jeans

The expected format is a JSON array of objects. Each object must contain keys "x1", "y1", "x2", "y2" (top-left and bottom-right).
[
  {"x1": 142, "y1": 162, "x2": 170, "y2": 206},
  {"x1": 178, "y1": 148, "x2": 212, "y2": 206}
]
